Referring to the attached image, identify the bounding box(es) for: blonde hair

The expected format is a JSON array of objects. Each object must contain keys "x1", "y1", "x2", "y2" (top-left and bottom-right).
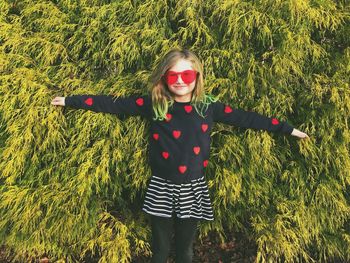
[{"x1": 148, "y1": 49, "x2": 218, "y2": 121}]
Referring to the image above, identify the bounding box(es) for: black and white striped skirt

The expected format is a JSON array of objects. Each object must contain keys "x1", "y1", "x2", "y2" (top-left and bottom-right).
[{"x1": 142, "y1": 175, "x2": 214, "y2": 221}]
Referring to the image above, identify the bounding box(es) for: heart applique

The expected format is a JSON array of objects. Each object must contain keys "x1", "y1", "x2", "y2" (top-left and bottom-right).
[
  {"x1": 136, "y1": 98, "x2": 144, "y2": 106},
  {"x1": 201, "y1": 124, "x2": 208, "y2": 132},
  {"x1": 162, "y1": 152, "x2": 169, "y2": 159},
  {"x1": 184, "y1": 105, "x2": 192, "y2": 113},
  {"x1": 173, "y1": 130, "x2": 181, "y2": 139},
  {"x1": 165, "y1": 113, "x2": 172, "y2": 122},
  {"x1": 153, "y1": 133, "x2": 159, "y2": 140},
  {"x1": 203, "y1": 160, "x2": 208, "y2": 167},
  {"x1": 224, "y1": 105, "x2": 232, "y2": 113},
  {"x1": 193, "y1": 147, "x2": 200, "y2": 155},
  {"x1": 178, "y1": 165, "x2": 187, "y2": 174},
  {"x1": 84, "y1": 98, "x2": 93, "y2": 106},
  {"x1": 272, "y1": 118, "x2": 279, "y2": 125}
]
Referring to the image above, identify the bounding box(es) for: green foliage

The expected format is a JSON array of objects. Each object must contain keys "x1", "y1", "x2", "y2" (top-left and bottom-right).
[{"x1": 0, "y1": 0, "x2": 349, "y2": 262}]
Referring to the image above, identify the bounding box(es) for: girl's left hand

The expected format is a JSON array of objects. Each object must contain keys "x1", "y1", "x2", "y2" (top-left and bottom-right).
[{"x1": 291, "y1": 128, "x2": 309, "y2": 139}]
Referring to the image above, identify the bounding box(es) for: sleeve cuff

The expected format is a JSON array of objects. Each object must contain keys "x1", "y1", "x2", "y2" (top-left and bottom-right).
[
  {"x1": 64, "y1": 96, "x2": 72, "y2": 107},
  {"x1": 282, "y1": 123, "x2": 294, "y2": 134}
]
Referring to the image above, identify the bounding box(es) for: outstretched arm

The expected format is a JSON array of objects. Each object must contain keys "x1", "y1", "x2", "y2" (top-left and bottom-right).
[
  {"x1": 212, "y1": 101, "x2": 309, "y2": 139},
  {"x1": 51, "y1": 94, "x2": 152, "y2": 119}
]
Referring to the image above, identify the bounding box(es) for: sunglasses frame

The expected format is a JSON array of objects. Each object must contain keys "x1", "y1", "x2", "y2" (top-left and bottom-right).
[{"x1": 163, "y1": 70, "x2": 198, "y2": 85}]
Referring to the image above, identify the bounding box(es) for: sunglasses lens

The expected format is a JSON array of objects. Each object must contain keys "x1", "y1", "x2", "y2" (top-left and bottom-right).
[
  {"x1": 181, "y1": 70, "x2": 197, "y2": 84},
  {"x1": 165, "y1": 72, "x2": 178, "y2": 85}
]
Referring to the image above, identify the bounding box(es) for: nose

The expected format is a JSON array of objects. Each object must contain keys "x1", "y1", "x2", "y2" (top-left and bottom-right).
[{"x1": 176, "y1": 74, "x2": 184, "y2": 83}]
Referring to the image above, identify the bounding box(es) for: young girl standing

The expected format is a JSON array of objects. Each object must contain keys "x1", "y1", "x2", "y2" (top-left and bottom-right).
[{"x1": 51, "y1": 49, "x2": 308, "y2": 263}]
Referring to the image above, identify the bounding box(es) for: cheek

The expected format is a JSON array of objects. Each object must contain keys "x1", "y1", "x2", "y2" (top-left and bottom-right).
[{"x1": 189, "y1": 82, "x2": 196, "y2": 90}]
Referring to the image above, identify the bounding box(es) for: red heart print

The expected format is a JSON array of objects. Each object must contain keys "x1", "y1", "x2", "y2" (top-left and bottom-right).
[
  {"x1": 178, "y1": 165, "x2": 187, "y2": 174},
  {"x1": 173, "y1": 130, "x2": 181, "y2": 139},
  {"x1": 165, "y1": 113, "x2": 172, "y2": 122},
  {"x1": 84, "y1": 98, "x2": 93, "y2": 106},
  {"x1": 272, "y1": 118, "x2": 279, "y2": 125},
  {"x1": 201, "y1": 124, "x2": 208, "y2": 132},
  {"x1": 136, "y1": 98, "x2": 144, "y2": 106},
  {"x1": 184, "y1": 105, "x2": 192, "y2": 113},
  {"x1": 162, "y1": 152, "x2": 169, "y2": 159},
  {"x1": 203, "y1": 160, "x2": 208, "y2": 167},
  {"x1": 193, "y1": 147, "x2": 200, "y2": 155},
  {"x1": 153, "y1": 133, "x2": 159, "y2": 140},
  {"x1": 224, "y1": 105, "x2": 232, "y2": 113}
]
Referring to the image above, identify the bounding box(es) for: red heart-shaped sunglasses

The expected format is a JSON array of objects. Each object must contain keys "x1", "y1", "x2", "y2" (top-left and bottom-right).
[{"x1": 163, "y1": 70, "x2": 198, "y2": 85}]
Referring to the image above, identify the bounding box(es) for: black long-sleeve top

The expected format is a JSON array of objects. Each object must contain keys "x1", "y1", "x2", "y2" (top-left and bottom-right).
[{"x1": 65, "y1": 94, "x2": 294, "y2": 184}]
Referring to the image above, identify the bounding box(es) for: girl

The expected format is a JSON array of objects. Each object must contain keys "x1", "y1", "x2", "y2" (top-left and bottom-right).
[{"x1": 51, "y1": 49, "x2": 309, "y2": 263}]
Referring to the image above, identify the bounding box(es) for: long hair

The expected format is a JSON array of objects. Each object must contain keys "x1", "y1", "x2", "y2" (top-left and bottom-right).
[{"x1": 148, "y1": 49, "x2": 218, "y2": 121}]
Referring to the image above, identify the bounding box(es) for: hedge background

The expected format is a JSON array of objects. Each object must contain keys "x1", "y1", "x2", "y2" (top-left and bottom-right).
[{"x1": 0, "y1": 0, "x2": 349, "y2": 262}]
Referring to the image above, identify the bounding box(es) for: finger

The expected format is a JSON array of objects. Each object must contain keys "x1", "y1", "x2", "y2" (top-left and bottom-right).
[{"x1": 51, "y1": 100, "x2": 60, "y2": 105}]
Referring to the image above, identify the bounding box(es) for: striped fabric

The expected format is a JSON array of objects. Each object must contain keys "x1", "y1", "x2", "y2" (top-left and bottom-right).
[{"x1": 142, "y1": 175, "x2": 214, "y2": 221}]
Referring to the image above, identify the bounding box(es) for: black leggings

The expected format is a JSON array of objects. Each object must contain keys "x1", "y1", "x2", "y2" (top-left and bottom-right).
[{"x1": 150, "y1": 214, "x2": 199, "y2": 263}]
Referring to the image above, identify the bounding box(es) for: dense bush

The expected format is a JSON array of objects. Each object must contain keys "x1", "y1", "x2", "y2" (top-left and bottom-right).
[{"x1": 0, "y1": 0, "x2": 349, "y2": 262}]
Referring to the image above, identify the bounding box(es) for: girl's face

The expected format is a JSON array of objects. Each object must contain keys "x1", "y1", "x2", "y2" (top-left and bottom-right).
[{"x1": 164, "y1": 59, "x2": 197, "y2": 103}]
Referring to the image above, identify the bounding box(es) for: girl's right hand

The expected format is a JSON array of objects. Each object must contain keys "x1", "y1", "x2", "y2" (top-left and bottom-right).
[{"x1": 51, "y1": 96, "x2": 65, "y2": 106}]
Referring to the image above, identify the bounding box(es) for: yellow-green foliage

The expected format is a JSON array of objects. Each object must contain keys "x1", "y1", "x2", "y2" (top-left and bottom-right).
[{"x1": 0, "y1": 0, "x2": 349, "y2": 262}]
